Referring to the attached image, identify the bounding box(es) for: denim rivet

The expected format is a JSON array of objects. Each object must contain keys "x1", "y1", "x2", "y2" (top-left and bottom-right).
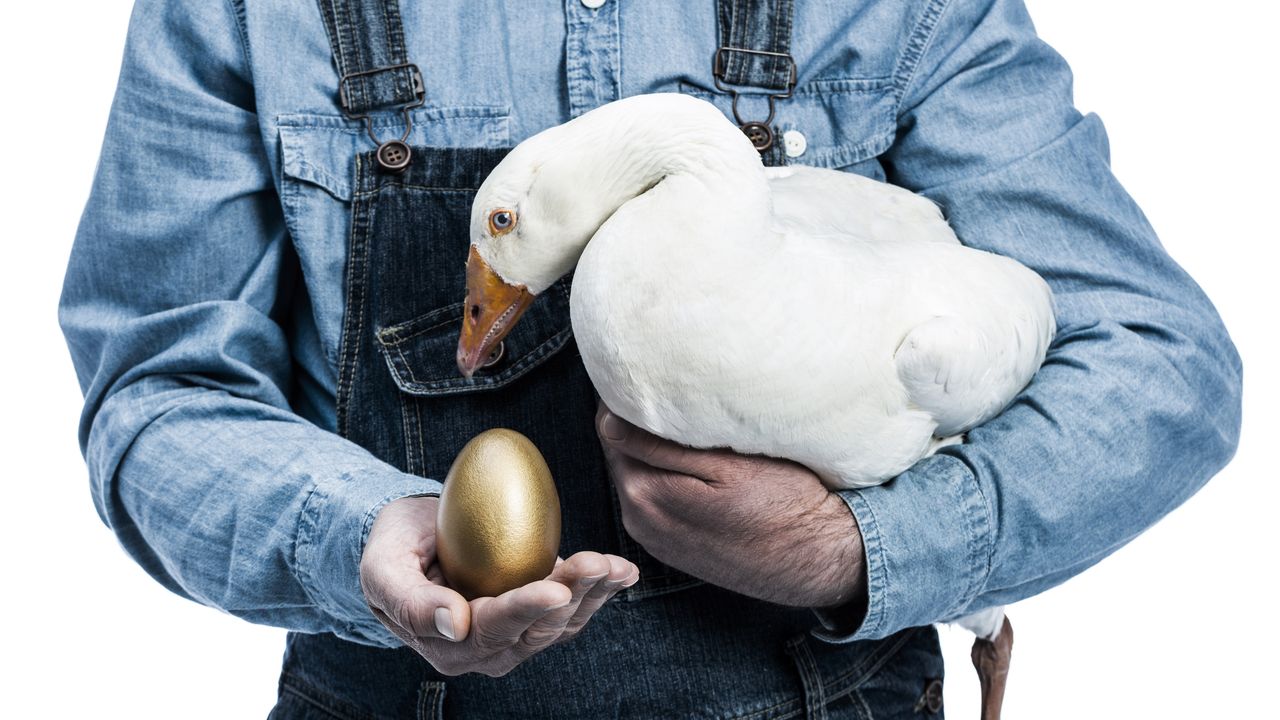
[{"x1": 914, "y1": 678, "x2": 943, "y2": 714}]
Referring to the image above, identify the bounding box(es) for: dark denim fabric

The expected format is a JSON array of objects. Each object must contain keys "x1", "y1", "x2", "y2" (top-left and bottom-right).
[{"x1": 272, "y1": 593, "x2": 942, "y2": 719}]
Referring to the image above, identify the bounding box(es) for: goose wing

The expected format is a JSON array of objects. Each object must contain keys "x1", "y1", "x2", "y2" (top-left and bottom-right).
[{"x1": 765, "y1": 165, "x2": 958, "y2": 247}]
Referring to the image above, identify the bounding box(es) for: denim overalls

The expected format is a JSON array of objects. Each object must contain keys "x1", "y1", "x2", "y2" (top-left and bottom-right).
[{"x1": 269, "y1": 1, "x2": 945, "y2": 717}]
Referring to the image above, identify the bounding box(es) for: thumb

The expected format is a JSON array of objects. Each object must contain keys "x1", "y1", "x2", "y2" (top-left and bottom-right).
[{"x1": 367, "y1": 560, "x2": 471, "y2": 642}]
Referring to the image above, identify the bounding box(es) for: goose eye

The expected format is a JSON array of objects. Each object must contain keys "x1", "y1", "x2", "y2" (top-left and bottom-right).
[{"x1": 488, "y1": 209, "x2": 516, "y2": 235}]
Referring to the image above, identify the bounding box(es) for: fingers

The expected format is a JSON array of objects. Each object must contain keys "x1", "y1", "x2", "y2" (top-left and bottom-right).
[
  {"x1": 560, "y1": 554, "x2": 638, "y2": 639},
  {"x1": 596, "y1": 402, "x2": 731, "y2": 478},
  {"x1": 469, "y1": 580, "x2": 572, "y2": 651},
  {"x1": 602, "y1": 439, "x2": 714, "y2": 543},
  {"x1": 378, "y1": 550, "x2": 636, "y2": 678},
  {"x1": 516, "y1": 552, "x2": 614, "y2": 649}
]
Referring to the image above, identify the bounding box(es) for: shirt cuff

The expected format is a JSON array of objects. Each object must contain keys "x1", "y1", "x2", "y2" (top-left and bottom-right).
[
  {"x1": 811, "y1": 453, "x2": 994, "y2": 643},
  {"x1": 296, "y1": 469, "x2": 443, "y2": 647}
]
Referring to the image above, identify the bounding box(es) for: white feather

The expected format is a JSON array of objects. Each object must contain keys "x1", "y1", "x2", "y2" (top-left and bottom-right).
[{"x1": 471, "y1": 93, "x2": 1057, "y2": 640}]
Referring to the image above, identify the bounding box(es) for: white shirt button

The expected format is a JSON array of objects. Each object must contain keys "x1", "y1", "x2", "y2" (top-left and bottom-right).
[
  {"x1": 783, "y1": 129, "x2": 807, "y2": 158},
  {"x1": 581, "y1": 0, "x2": 606, "y2": 8}
]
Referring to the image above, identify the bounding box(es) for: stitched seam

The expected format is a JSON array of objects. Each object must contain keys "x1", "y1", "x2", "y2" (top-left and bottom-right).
[
  {"x1": 335, "y1": 154, "x2": 369, "y2": 436},
  {"x1": 277, "y1": 106, "x2": 510, "y2": 129},
  {"x1": 413, "y1": 400, "x2": 428, "y2": 482},
  {"x1": 223, "y1": 0, "x2": 253, "y2": 70},
  {"x1": 416, "y1": 681, "x2": 445, "y2": 720},
  {"x1": 679, "y1": 79, "x2": 892, "y2": 98},
  {"x1": 841, "y1": 490, "x2": 888, "y2": 638},
  {"x1": 348, "y1": 1, "x2": 373, "y2": 106},
  {"x1": 794, "y1": 631, "x2": 917, "y2": 714},
  {"x1": 347, "y1": 203, "x2": 373, "y2": 419},
  {"x1": 291, "y1": 158, "x2": 348, "y2": 198},
  {"x1": 378, "y1": 303, "x2": 471, "y2": 343},
  {"x1": 294, "y1": 484, "x2": 336, "y2": 620},
  {"x1": 354, "y1": 184, "x2": 479, "y2": 198},
  {"x1": 729, "y1": 0, "x2": 743, "y2": 74},
  {"x1": 399, "y1": 394, "x2": 416, "y2": 474},
  {"x1": 280, "y1": 684, "x2": 362, "y2": 720},
  {"x1": 775, "y1": 0, "x2": 793, "y2": 83},
  {"x1": 770, "y1": 0, "x2": 783, "y2": 81},
  {"x1": 842, "y1": 630, "x2": 917, "y2": 690},
  {"x1": 850, "y1": 690, "x2": 875, "y2": 720},
  {"x1": 808, "y1": 130, "x2": 895, "y2": 170},
  {"x1": 281, "y1": 671, "x2": 375, "y2": 720},
  {"x1": 675, "y1": 83, "x2": 895, "y2": 167},
  {"x1": 335, "y1": 0, "x2": 357, "y2": 93},
  {"x1": 378, "y1": 0, "x2": 394, "y2": 68},
  {"x1": 316, "y1": 0, "x2": 340, "y2": 76},
  {"x1": 387, "y1": 0, "x2": 408, "y2": 66},
  {"x1": 731, "y1": 692, "x2": 802, "y2": 720},
  {"x1": 790, "y1": 638, "x2": 829, "y2": 717},
  {"x1": 943, "y1": 454, "x2": 994, "y2": 618},
  {"x1": 393, "y1": 343, "x2": 420, "y2": 384},
  {"x1": 393, "y1": 328, "x2": 573, "y2": 395},
  {"x1": 892, "y1": 0, "x2": 950, "y2": 110},
  {"x1": 728, "y1": 630, "x2": 916, "y2": 720},
  {"x1": 611, "y1": 0, "x2": 622, "y2": 99}
]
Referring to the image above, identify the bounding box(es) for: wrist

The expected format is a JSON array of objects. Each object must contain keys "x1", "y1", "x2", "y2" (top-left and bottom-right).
[
  {"x1": 811, "y1": 492, "x2": 870, "y2": 610},
  {"x1": 298, "y1": 472, "x2": 442, "y2": 647}
]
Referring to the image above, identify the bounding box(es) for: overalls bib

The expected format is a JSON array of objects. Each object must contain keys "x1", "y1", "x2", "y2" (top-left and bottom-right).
[{"x1": 270, "y1": 2, "x2": 944, "y2": 718}]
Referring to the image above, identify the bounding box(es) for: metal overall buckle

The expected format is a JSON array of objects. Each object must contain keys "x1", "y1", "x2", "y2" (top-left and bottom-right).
[
  {"x1": 712, "y1": 47, "x2": 797, "y2": 152},
  {"x1": 339, "y1": 63, "x2": 426, "y2": 173}
]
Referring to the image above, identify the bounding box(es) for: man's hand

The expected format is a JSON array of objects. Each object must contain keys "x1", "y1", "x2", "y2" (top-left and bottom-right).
[
  {"x1": 361, "y1": 496, "x2": 638, "y2": 677},
  {"x1": 596, "y1": 401, "x2": 866, "y2": 610}
]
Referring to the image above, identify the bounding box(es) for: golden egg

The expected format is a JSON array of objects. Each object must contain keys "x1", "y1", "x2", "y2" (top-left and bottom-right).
[{"x1": 436, "y1": 428, "x2": 561, "y2": 600}]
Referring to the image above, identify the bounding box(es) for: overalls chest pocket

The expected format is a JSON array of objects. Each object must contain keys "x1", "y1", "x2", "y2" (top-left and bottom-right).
[{"x1": 375, "y1": 280, "x2": 574, "y2": 397}]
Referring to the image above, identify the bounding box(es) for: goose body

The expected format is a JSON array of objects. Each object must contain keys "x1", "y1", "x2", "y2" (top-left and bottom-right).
[
  {"x1": 459, "y1": 88, "x2": 1054, "y2": 521},
  {"x1": 571, "y1": 161, "x2": 1053, "y2": 487},
  {"x1": 456, "y1": 94, "x2": 1052, "y2": 716}
]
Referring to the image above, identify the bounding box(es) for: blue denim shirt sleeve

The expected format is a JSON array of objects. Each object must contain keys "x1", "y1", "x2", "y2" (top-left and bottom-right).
[
  {"x1": 57, "y1": 0, "x2": 438, "y2": 647},
  {"x1": 814, "y1": 0, "x2": 1242, "y2": 642}
]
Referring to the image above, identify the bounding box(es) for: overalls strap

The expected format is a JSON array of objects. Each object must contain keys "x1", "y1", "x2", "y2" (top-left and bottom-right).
[
  {"x1": 715, "y1": 0, "x2": 796, "y2": 90},
  {"x1": 315, "y1": 0, "x2": 422, "y2": 114},
  {"x1": 713, "y1": 0, "x2": 796, "y2": 158}
]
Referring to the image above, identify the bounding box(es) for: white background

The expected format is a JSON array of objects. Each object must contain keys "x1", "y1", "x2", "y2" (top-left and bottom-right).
[{"x1": 1, "y1": 1, "x2": 1275, "y2": 718}]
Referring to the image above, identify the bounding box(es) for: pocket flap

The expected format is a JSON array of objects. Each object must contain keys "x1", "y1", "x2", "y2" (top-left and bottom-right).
[
  {"x1": 277, "y1": 107, "x2": 512, "y2": 201},
  {"x1": 375, "y1": 281, "x2": 574, "y2": 396},
  {"x1": 679, "y1": 79, "x2": 896, "y2": 168}
]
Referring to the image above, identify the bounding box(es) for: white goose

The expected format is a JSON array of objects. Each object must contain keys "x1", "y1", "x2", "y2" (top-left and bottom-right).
[{"x1": 455, "y1": 93, "x2": 1054, "y2": 719}]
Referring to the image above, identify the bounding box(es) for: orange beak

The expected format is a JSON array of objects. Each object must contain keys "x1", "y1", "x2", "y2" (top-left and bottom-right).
[{"x1": 457, "y1": 245, "x2": 536, "y2": 378}]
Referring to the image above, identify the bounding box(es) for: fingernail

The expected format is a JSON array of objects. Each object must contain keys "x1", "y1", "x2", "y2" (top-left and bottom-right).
[
  {"x1": 545, "y1": 599, "x2": 573, "y2": 612},
  {"x1": 601, "y1": 413, "x2": 630, "y2": 443},
  {"x1": 434, "y1": 607, "x2": 457, "y2": 641},
  {"x1": 621, "y1": 575, "x2": 639, "y2": 588}
]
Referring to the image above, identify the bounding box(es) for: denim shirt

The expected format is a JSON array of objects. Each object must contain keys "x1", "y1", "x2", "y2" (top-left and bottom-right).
[{"x1": 60, "y1": 0, "x2": 1242, "y2": 649}]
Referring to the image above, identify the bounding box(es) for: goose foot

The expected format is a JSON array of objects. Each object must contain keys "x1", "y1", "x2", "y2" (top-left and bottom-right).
[{"x1": 970, "y1": 615, "x2": 1013, "y2": 720}]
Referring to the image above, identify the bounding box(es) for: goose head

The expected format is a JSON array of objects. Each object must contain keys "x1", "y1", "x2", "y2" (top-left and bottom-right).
[{"x1": 456, "y1": 93, "x2": 763, "y2": 377}]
